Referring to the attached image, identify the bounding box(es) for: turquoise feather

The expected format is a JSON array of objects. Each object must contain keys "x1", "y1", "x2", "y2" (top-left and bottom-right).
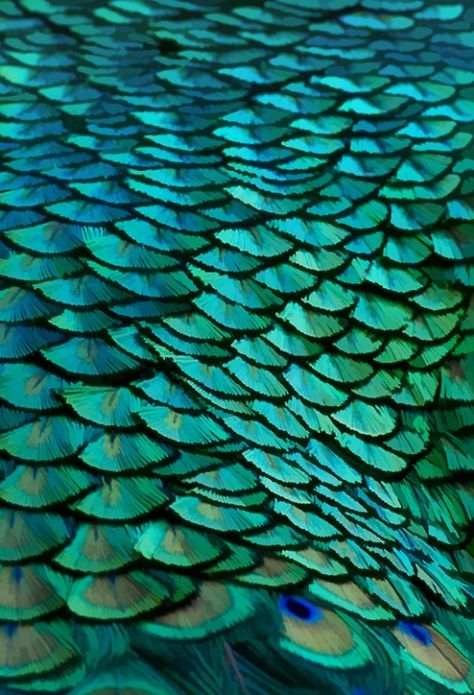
[{"x1": 0, "y1": 0, "x2": 473, "y2": 693}]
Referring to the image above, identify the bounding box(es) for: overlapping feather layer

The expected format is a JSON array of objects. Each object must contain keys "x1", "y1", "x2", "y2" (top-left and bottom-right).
[{"x1": 0, "y1": 0, "x2": 473, "y2": 693}]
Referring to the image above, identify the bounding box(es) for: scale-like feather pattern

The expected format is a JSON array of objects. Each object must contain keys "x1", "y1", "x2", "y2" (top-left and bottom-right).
[{"x1": 0, "y1": 0, "x2": 473, "y2": 693}]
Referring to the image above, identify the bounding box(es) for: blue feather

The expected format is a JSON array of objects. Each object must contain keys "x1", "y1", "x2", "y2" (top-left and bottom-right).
[{"x1": 279, "y1": 595, "x2": 323, "y2": 624}]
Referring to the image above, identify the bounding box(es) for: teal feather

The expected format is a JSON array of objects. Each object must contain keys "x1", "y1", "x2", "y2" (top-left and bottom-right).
[{"x1": 0, "y1": 0, "x2": 473, "y2": 693}]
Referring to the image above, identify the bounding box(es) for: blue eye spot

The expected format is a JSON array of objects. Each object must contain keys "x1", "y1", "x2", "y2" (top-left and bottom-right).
[
  {"x1": 399, "y1": 621, "x2": 432, "y2": 646},
  {"x1": 6, "y1": 623, "x2": 17, "y2": 637},
  {"x1": 279, "y1": 595, "x2": 323, "y2": 623},
  {"x1": 12, "y1": 565, "x2": 23, "y2": 583}
]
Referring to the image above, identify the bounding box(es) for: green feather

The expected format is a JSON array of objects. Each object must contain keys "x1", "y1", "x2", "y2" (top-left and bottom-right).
[
  {"x1": 134, "y1": 582, "x2": 254, "y2": 641},
  {"x1": 1, "y1": 1, "x2": 474, "y2": 692}
]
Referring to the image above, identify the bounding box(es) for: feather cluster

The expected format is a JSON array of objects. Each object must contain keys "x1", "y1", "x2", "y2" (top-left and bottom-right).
[{"x1": 0, "y1": 0, "x2": 473, "y2": 693}]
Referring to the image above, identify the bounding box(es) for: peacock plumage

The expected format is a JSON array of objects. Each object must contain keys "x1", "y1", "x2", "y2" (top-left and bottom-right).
[{"x1": 0, "y1": 0, "x2": 473, "y2": 692}]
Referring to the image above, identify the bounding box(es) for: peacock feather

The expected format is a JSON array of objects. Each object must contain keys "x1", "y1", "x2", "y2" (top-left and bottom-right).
[{"x1": 0, "y1": 0, "x2": 473, "y2": 693}]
